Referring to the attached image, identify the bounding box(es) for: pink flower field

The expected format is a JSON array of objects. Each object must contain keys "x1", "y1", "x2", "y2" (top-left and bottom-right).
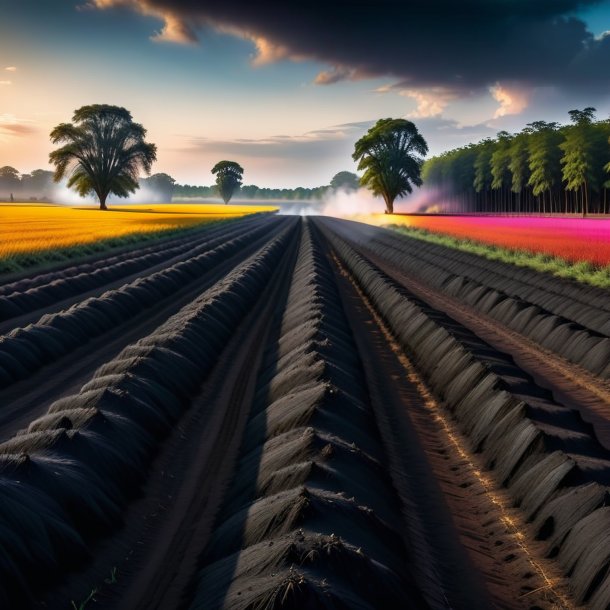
[{"x1": 387, "y1": 215, "x2": 610, "y2": 267}]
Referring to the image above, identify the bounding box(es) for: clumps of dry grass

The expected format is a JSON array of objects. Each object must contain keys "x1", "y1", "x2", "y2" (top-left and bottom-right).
[
  {"x1": 318, "y1": 218, "x2": 610, "y2": 608},
  {"x1": 0, "y1": 217, "x2": 279, "y2": 392},
  {"x1": 0, "y1": 218, "x2": 298, "y2": 606},
  {"x1": 195, "y1": 531, "x2": 407, "y2": 610},
  {"x1": 189, "y1": 221, "x2": 424, "y2": 610}
]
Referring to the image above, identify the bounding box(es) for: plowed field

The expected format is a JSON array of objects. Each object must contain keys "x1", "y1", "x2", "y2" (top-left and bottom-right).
[{"x1": 1, "y1": 215, "x2": 609, "y2": 610}]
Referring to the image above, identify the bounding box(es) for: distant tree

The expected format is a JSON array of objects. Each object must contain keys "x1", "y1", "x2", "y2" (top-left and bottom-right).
[
  {"x1": 211, "y1": 160, "x2": 244, "y2": 204},
  {"x1": 473, "y1": 139, "x2": 495, "y2": 207},
  {"x1": 490, "y1": 131, "x2": 513, "y2": 213},
  {"x1": 560, "y1": 108, "x2": 608, "y2": 216},
  {"x1": 330, "y1": 171, "x2": 359, "y2": 191},
  {"x1": 353, "y1": 118, "x2": 428, "y2": 213},
  {"x1": 507, "y1": 130, "x2": 531, "y2": 212},
  {"x1": 144, "y1": 172, "x2": 176, "y2": 202},
  {"x1": 240, "y1": 184, "x2": 259, "y2": 199},
  {"x1": 605, "y1": 133, "x2": 610, "y2": 213},
  {"x1": 567, "y1": 107, "x2": 597, "y2": 126},
  {"x1": 526, "y1": 121, "x2": 562, "y2": 213},
  {"x1": 20, "y1": 169, "x2": 54, "y2": 198},
  {"x1": 0, "y1": 166, "x2": 20, "y2": 197},
  {"x1": 49, "y1": 104, "x2": 157, "y2": 210}
]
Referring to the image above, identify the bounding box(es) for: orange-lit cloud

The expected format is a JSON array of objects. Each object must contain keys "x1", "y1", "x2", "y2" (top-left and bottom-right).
[
  {"x1": 490, "y1": 83, "x2": 529, "y2": 117},
  {"x1": 0, "y1": 114, "x2": 37, "y2": 137},
  {"x1": 4, "y1": 67, "x2": 17, "y2": 72},
  {"x1": 373, "y1": 84, "x2": 394, "y2": 94},
  {"x1": 248, "y1": 35, "x2": 292, "y2": 65},
  {"x1": 315, "y1": 66, "x2": 357, "y2": 85},
  {"x1": 0, "y1": 81, "x2": 11, "y2": 86},
  {"x1": 88, "y1": 1, "x2": 301, "y2": 64},
  {"x1": 85, "y1": 0, "x2": 198, "y2": 43},
  {"x1": 150, "y1": 13, "x2": 197, "y2": 43},
  {"x1": 400, "y1": 88, "x2": 459, "y2": 118}
]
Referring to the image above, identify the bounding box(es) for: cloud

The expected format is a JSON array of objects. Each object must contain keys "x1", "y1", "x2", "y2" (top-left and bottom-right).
[
  {"x1": 0, "y1": 81, "x2": 11, "y2": 86},
  {"x1": 414, "y1": 116, "x2": 496, "y2": 154},
  {"x1": 400, "y1": 87, "x2": 461, "y2": 118},
  {"x1": 87, "y1": 0, "x2": 610, "y2": 96},
  {"x1": 4, "y1": 66, "x2": 16, "y2": 72},
  {"x1": 490, "y1": 83, "x2": 530, "y2": 117},
  {"x1": 0, "y1": 114, "x2": 38, "y2": 137},
  {"x1": 247, "y1": 35, "x2": 292, "y2": 65},
  {"x1": 184, "y1": 123, "x2": 368, "y2": 161},
  {"x1": 181, "y1": 116, "x2": 498, "y2": 167},
  {"x1": 150, "y1": 12, "x2": 198, "y2": 43},
  {"x1": 314, "y1": 66, "x2": 358, "y2": 85},
  {"x1": 84, "y1": 0, "x2": 199, "y2": 43}
]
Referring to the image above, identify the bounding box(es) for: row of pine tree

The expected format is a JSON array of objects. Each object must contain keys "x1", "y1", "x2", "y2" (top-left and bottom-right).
[{"x1": 422, "y1": 108, "x2": 610, "y2": 215}]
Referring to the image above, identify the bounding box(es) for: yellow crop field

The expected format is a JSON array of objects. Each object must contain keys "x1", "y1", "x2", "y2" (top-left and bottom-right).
[{"x1": 0, "y1": 202, "x2": 277, "y2": 259}]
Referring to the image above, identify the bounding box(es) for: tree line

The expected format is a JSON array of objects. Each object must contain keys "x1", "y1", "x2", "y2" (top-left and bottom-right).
[
  {"x1": 173, "y1": 183, "x2": 332, "y2": 201},
  {"x1": 0, "y1": 166, "x2": 355, "y2": 204},
  {"x1": 1, "y1": 158, "x2": 360, "y2": 205},
  {"x1": 0, "y1": 167, "x2": 176, "y2": 203},
  {"x1": 5, "y1": 104, "x2": 425, "y2": 212},
  {"x1": 422, "y1": 108, "x2": 610, "y2": 215},
  {"x1": 0, "y1": 167, "x2": 55, "y2": 201},
  {"x1": 170, "y1": 169, "x2": 360, "y2": 201}
]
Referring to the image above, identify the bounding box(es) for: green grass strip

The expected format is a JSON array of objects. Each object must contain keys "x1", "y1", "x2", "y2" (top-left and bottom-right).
[{"x1": 387, "y1": 224, "x2": 610, "y2": 290}]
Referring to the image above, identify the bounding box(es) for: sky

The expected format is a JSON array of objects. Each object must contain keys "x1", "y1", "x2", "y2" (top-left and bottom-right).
[{"x1": 1, "y1": 0, "x2": 610, "y2": 188}]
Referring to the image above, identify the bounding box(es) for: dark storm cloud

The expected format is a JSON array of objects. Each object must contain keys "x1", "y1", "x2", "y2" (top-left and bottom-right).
[{"x1": 92, "y1": 0, "x2": 610, "y2": 90}]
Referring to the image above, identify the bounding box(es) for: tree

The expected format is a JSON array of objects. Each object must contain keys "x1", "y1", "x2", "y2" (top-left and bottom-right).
[
  {"x1": 603, "y1": 132, "x2": 610, "y2": 214},
  {"x1": 240, "y1": 184, "x2": 260, "y2": 199},
  {"x1": 49, "y1": 104, "x2": 157, "y2": 210},
  {"x1": 526, "y1": 121, "x2": 562, "y2": 213},
  {"x1": 353, "y1": 118, "x2": 428, "y2": 213},
  {"x1": 560, "y1": 108, "x2": 608, "y2": 216},
  {"x1": 0, "y1": 166, "x2": 20, "y2": 198},
  {"x1": 211, "y1": 160, "x2": 244, "y2": 204},
  {"x1": 473, "y1": 139, "x2": 495, "y2": 212},
  {"x1": 508, "y1": 130, "x2": 531, "y2": 212},
  {"x1": 143, "y1": 172, "x2": 176, "y2": 202},
  {"x1": 490, "y1": 131, "x2": 512, "y2": 213},
  {"x1": 20, "y1": 169, "x2": 54, "y2": 199},
  {"x1": 330, "y1": 171, "x2": 359, "y2": 191}
]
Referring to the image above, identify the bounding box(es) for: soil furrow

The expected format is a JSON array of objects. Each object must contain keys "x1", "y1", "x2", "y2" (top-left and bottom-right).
[
  {"x1": 1, "y1": 215, "x2": 607, "y2": 610},
  {"x1": 0, "y1": 219, "x2": 298, "y2": 607},
  {"x1": 341, "y1": 234, "x2": 610, "y2": 450},
  {"x1": 316, "y1": 217, "x2": 610, "y2": 609},
  {"x1": 0, "y1": 218, "x2": 287, "y2": 438},
  {"x1": 39, "y1": 219, "x2": 301, "y2": 610},
  {"x1": 0, "y1": 214, "x2": 268, "y2": 334},
  {"x1": 325, "y1": 240, "x2": 574, "y2": 609}
]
